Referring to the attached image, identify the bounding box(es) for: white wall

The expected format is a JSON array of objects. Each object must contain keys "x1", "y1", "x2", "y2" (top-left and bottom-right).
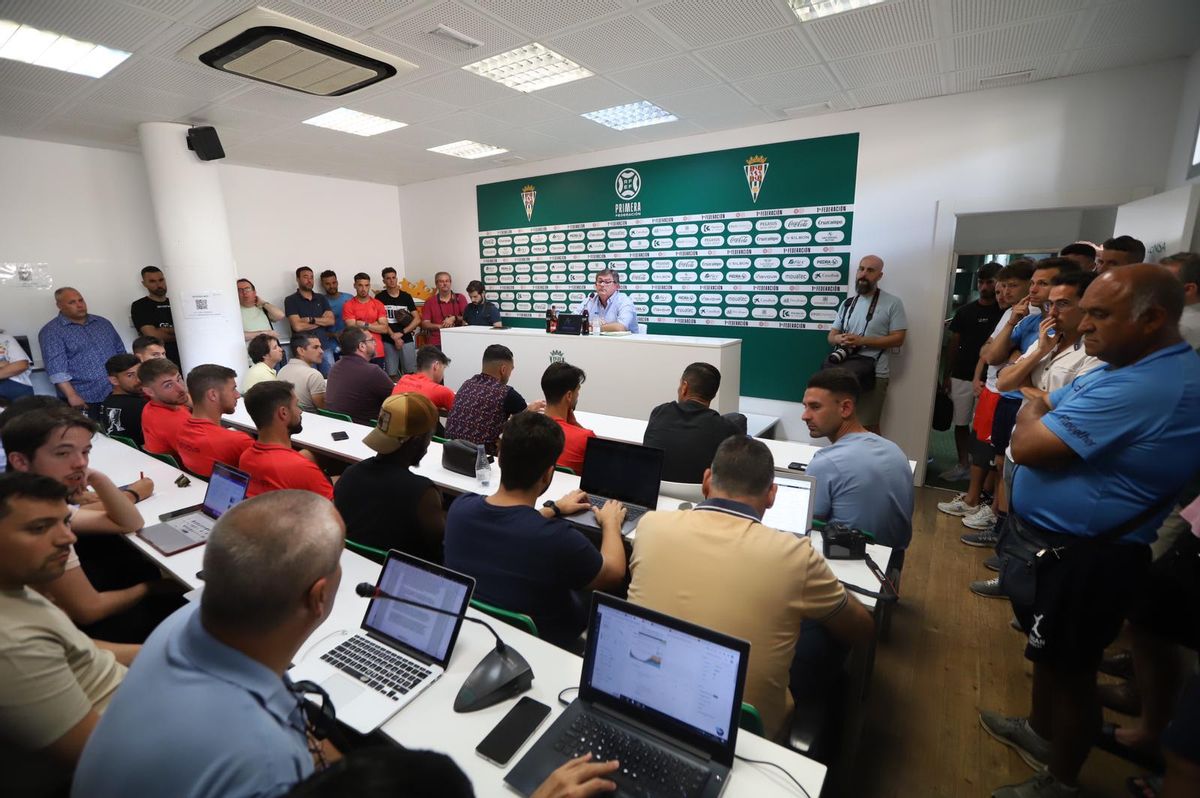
[
  {"x1": 0, "y1": 135, "x2": 406, "y2": 363},
  {"x1": 398, "y1": 59, "x2": 1186, "y2": 476},
  {"x1": 953, "y1": 209, "x2": 1086, "y2": 254}
]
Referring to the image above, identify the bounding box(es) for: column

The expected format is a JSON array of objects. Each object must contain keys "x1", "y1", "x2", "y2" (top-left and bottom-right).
[{"x1": 138, "y1": 122, "x2": 244, "y2": 376}]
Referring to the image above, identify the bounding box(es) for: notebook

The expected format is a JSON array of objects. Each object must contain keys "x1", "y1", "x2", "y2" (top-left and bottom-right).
[
  {"x1": 288, "y1": 550, "x2": 474, "y2": 735},
  {"x1": 506, "y1": 593, "x2": 749, "y2": 798},
  {"x1": 762, "y1": 474, "x2": 817, "y2": 536},
  {"x1": 137, "y1": 462, "x2": 250, "y2": 555},
  {"x1": 569, "y1": 438, "x2": 664, "y2": 536}
]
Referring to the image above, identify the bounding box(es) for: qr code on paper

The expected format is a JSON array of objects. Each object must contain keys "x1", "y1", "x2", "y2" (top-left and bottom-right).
[{"x1": 195, "y1": 298, "x2": 209, "y2": 310}]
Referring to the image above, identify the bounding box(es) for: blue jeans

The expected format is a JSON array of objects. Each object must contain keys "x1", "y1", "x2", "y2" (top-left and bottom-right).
[
  {"x1": 318, "y1": 345, "x2": 336, "y2": 377},
  {"x1": 0, "y1": 380, "x2": 34, "y2": 401}
]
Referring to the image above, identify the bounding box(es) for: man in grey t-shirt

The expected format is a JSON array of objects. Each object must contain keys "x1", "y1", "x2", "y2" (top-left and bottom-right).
[{"x1": 827, "y1": 255, "x2": 907, "y2": 433}]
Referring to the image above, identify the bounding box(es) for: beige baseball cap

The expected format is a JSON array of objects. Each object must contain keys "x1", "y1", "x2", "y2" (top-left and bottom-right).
[{"x1": 363, "y1": 392, "x2": 439, "y2": 454}]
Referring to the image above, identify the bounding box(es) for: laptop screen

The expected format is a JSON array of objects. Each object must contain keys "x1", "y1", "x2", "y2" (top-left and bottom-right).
[
  {"x1": 579, "y1": 438, "x2": 663, "y2": 509},
  {"x1": 362, "y1": 552, "x2": 474, "y2": 668},
  {"x1": 202, "y1": 463, "x2": 250, "y2": 519},
  {"x1": 581, "y1": 595, "x2": 748, "y2": 764},
  {"x1": 762, "y1": 475, "x2": 815, "y2": 536}
]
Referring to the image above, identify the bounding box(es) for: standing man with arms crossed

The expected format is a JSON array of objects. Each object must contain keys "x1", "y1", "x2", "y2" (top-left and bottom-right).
[
  {"x1": 421, "y1": 271, "x2": 469, "y2": 347},
  {"x1": 38, "y1": 287, "x2": 127, "y2": 416},
  {"x1": 130, "y1": 266, "x2": 179, "y2": 365},
  {"x1": 827, "y1": 255, "x2": 907, "y2": 434},
  {"x1": 376, "y1": 267, "x2": 420, "y2": 377},
  {"x1": 284, "y1": 267, "x2": 336, "y2": 377},
  {"x1": 341, "y1": 273, "x2": 390, "y2": 369}
]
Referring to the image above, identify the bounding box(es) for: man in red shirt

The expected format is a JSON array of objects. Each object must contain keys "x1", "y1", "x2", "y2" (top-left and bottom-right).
[
  {"x1": 238, "y1": 381, "x2": 334, "y2": 499},
  {"x1": 393, "y1": 345, "x2": 455, "y2": 412},
  {"x1": 137, "y1": 358, "x2": 190, "y2": 456},
  {"x1": 175, "y1": 364, "x2": 253, "y2": 478},
  {"x1": 341, "y1": 273, "x2": 389, "y2": 369},
  {"x1": 541, "y1": 361, "x2": 595, "y2": 475},
  {"x1": 420, "y1": 271, "x2": 469, "y2": 347}
]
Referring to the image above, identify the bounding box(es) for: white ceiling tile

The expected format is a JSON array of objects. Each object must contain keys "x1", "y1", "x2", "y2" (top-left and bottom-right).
[
  {"x1": 87, "y1": 81, "x2": 211, "y2": 118},
  {"x1": 292, "y1": 0, "x2": 420, "y2": 30},
  {"x1": 644, "y1": 0, "x2": 792, "y2": 48},
  {"x1": 474, "y1": 94, "x2": 572, "y2": 125},
  {"x1": 482, "y1": 126, "x2": 585, "y2": 157},
  {"x1": 405, "y1": 69, "x2": 517, "y2": 107},
  {"x1": 1086, "y1": 0, "x2": 1200, "y2": 45},
  {"x1": 734, "y1": 64, "x2": 839, "y2": 109},
  {"x1": 692, "y1": 106, "x2": 777, "y2": 131},
  {"x1": 608, "y1": 54, "x2": 717, "y2": 97},
  {"x1": 349, "y1": 90, "x2": 460, "y2": 124},
  {"x1": 107, "y1": 55, "x2": 249, "y2": 102},
  {"x1": 1064, "y1": 39, "x2": 1181, "y2": 76},
  {"x1": 0, "y1": 86, "x2": 69, "y2": 116},
  {"x1": 951, "y1": 14, "x2": 1077, "y2": 69},
  {"x1": 386, "y1": 123, "x2": 485, "y2": 150},
  {"x1": 351, "y1": 31, "x2": 456, "y2": 75},
  {"x1": 627, "y1": 118, "x2": 705, "y2": 141},
  {"x1": 546, "y1": 14, "x2": 679, "y2": 72},
  {"x1": 694, "y1": 27, "x2": 818, "y2": 82},
  {"x1": 829, "y1": 41, "x2": 939, "y2": 89},
  {"x1": 422, "y1": 110, "x2": 514, "y2": 140},
  {"x1": 188, "y1": 0, "x2": 360, "y2": 37},
  {"x1": 375, "y1": 2, "x2": 527, "y2": 65},
  {"x1": 949, "y1": 57, "x2": 1061, "y2": 93},
  {"x1": 0, "y1": 109, "x2": 44, "y2": 136},
  {"x1": 530, "y1": 76, "x2": 640, "y2": 113},
  {"x1": 221, "y1": 84, "x2": 342, "y2": 118},
  {"x1": 653, "y1": 84, "x2": 758, "y2": 117},
  {"x1": 528, "y1": 114, "x2": 633, "y2": 148},
  {"x1": 0, "y1": 0, "x2": 173, "y2": 52},
  {"x1": 121, "y1": 0, "x2": 203, "y2": 16},
  {"x1": 30, "y1": 117, "x2": 141, "y2": 150},
  {"x1": 805, "y1": 0, "x2": 935, "y2": 59},
  {"x1": 470, "y1": 0, "x2": 624, "y2": 38},
  {"x1": 949, "y1": 0, "x2": 1090, "y2": 33},
  {"x1": 183, "y1": 103, "x2": 294, "y2": 134},
  {"x1": 146, "y1": 22, "x2": 210, "y2": 59},
  {"x1": 849, "y1": 75, "x2": 943, "y2": 107},
  {"x1": 0, "y1": 59, "x2": 97, "y2": 98}
]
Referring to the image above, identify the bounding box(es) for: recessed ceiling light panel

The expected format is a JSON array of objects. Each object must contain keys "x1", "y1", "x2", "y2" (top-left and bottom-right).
[
  {"x1": 303, "y1": 108, "x2": 407, "y2": 136},
  {"x1": 428, "y1": 140, "x2": 509, "y2": 159},
  {"x1": 788, "y1": 0, "x2": 888, "y2": 22},
  {"x1": 0, "y1": 18, "x2": 131, "y2": 78},
  {"x1": 583, "y1": 101, "x2": 678, "y2": 131},
  {"x1": 463, "y1": 43, "x2": 592, "y2": 93}
]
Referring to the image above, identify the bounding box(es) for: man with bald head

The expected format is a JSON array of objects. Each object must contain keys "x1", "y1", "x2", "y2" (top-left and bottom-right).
[
  {"x1": 826, "y1": 255, "x2": 907, "y2": 432},
  {"x1": 37, "y1": 288, "x2": 127, "y2": 415},
  {"x1": 73, "y1": 491, "x2": 345, "y2": 798},
  {"x1": 981, "y1": 264, "x2": 1200, "y2": 798}
]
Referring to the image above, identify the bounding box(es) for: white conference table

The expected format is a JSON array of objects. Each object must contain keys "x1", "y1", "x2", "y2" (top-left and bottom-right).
[{"x1": 88, "y1": 434, "x2": 828, "y2": 798}]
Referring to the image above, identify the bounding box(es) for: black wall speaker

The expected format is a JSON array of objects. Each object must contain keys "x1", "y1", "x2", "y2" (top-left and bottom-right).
[{"x1": 186, "y1": 126, "x2": 225, "y2": 161}]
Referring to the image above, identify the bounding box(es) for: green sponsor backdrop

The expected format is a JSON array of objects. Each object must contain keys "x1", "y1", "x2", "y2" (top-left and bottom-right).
[{"x1": 475, "y1": 133, "x2": 858, "y2": 402}]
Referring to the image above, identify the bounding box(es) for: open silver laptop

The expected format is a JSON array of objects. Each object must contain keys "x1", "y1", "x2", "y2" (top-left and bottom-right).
[
  {"x1": 289, "y1": 550, "x2": 475, "y2": 735},
  {"x1": 762, "y1": 474, "x2": 817, "y2": 536},
  {"x1": 569, "y1": 438, "x2": 664, "y2": 536},
  {"x1": 137, "y1": 462, "x2": 250, "y2": 555}
]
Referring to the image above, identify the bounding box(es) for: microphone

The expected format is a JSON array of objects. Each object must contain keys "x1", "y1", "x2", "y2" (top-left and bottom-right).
[
  {"x1": 355, "y1": 582, "x2": 506, "y2": 652},
  {"x1": 355, "y1": 582, "x2": 535, "y2": 712}
]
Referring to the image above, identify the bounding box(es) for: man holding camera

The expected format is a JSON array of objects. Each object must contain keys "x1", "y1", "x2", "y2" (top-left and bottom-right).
[{"x1": 826, "y1": 255, "x2": 907, "y2": 433}]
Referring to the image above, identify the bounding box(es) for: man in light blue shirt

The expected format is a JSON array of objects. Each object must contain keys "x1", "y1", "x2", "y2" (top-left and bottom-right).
[
  {"x1": 72, "y1": 491, "x2": 345, "y2": 798},
  {"x1": 574, "y1": 268, "x2": 639, "y2": 333},
  {"x1": 982, "y1": 265, "x2": 1200, "y2": 798},
  {"x1": 801, "y1": 368, "x2": 913, "y2": 549},
  {"x1": 38, "y1": 287, "x2": 127, "y2": 412}
]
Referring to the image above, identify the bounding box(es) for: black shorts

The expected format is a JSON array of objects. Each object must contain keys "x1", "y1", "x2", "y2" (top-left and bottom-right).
[
  {"x1": 970, "y1": 437, "x2": 996, "y2": 469},
  {"x1": 1126, "y1": 533, "x2": 1200, "y2": 651},
  {"x1": 1163, "y1": 675, "x2": 1200, "y2": 765},
  {"x1": 1012, "y1": 538, "x2": 1151, "y2": 670},
  {"x1": 990, "y1": 397, "x2": 1022, "y2": 458}
]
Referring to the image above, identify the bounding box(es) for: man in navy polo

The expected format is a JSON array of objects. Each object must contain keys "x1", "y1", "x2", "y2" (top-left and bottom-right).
[{"x1": 981, "y1": 264, "x2": 1200, "y2": 798}]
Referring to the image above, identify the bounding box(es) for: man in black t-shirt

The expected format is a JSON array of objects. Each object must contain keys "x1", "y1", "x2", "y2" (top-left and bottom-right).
[
  {"x1": 643, "y1": 363, "x2": 746, "y2": 484},
  {"x1": 130, "y1": 266, "x2": 179, "y2": 365},
  {"x1": 376, "y1": 267, "x2": 420, "y2": 377},
  {"x1": 97, "y1": 354, "x2": 147, "y2": 446},
  {"x1": 939, "y1": 261, "x2": 1002, "y2": 481}
]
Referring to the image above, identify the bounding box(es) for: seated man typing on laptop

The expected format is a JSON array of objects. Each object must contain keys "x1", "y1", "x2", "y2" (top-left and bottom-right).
[
  {"x1": 444, "y1": 412, "x2": 626, "y2": 650},
  {"x1": 628, "y1": 436, "x2": 875, "y2": 740}
]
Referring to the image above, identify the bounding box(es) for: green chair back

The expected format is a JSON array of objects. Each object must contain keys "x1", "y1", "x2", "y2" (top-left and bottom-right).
[
  {"x1": 345, "y1": 539, "x2": 388, "y2": 563},
  {"x1": 109, "y1": 434, "x2": 138, "y2": 450},
  {"x1": 316, "y1": 408, "x2": 352, "y2": 423},
  {"x1": 432, "y1": 435, "x2": 448, "y2": 444},
  {"x1": 142, "y1": 449, "x2": 180, "y2": 469},
  {"x1": 470, "y1": 598, "x2": 539, "y2": 637},
  {"x1": 739, "y1": 702, "x2": 765, "y2": 736},
  {"x1": 554, "y1": 465, "x2": 576, "y2": 475}
]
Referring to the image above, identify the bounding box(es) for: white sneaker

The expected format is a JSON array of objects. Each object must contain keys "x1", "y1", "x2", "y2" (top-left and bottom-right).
[
  {"x1": 962, "y1": 504, "x2": 997, "y2": 530},
  {"x1": 937, "y1": 494, "x2": 978, "y2": 516},
  {"x1": 938, "y1": 464, "x2": 970, "y2": 482}
]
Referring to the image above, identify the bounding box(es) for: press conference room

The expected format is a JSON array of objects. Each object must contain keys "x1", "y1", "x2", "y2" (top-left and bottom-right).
[{"x1": 3, "y1": 0, "x2": 1200, "y2": 797}]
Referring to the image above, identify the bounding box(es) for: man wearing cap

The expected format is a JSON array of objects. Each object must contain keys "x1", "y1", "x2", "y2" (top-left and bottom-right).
[
  {"x1": 237, "y1": 381, "x2": 333, "y2": 500},
  {"x1": 334, "y1": 393, "x2": 445, "y2": 563}
]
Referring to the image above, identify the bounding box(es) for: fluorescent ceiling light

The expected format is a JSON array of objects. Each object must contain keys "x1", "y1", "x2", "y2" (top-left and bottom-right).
[
  {"x1": 0, "y1": 19, "x2": 131, "y2": 77},
  {"x1": 788, "y1": 0, "x2": 888, "y2": 22},
  {"x1": 428, "y1": 140, "x2": 508, "y2": 159},
  {"x1": 463, "y1": 43, "x2": 592, "y2": 93},
  {"x1": 582, "y1": 100, "x2": 678, "y2": 131},
  {"x1": 303, "y1": 107, "x2": 407, "y2": 136}
]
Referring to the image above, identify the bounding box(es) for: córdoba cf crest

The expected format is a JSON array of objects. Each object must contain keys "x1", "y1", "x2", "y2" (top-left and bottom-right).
[
  {"x1": 744, "y1": 155, "x2": 768, "y2": 203},
  {"x1": 521, "y1": 185, "x2": 536, "y2": 221}
]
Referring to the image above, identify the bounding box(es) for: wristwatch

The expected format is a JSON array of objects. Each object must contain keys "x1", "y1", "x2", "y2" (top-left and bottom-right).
[{"x1": 542, "y1": 500, "x2": 562, "y2": 517}]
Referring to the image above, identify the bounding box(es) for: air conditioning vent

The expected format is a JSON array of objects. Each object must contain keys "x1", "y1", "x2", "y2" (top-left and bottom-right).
[
  {"x1": 179, "y1": 7, "x2": 416, "y2": 96},
  {"x1": 978, "y1": 70, "x2": 1034, "y2": 90}
]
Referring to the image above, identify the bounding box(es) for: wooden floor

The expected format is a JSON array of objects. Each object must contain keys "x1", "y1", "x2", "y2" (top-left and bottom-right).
[{"x1": 845, "y1": 486, "x2": 1141, "y2": 798}]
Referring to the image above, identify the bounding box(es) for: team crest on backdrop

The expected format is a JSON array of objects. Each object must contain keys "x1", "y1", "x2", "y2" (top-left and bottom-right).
[
  {"x1": 521, "y1": 185, "x2": 536, "y2": 222},
  {"x1": 744, "y1": 155, "x2": 769, "y2": 203},
  {"x1": 549, "y1": 349, "x2": 565, "y2": 364}
]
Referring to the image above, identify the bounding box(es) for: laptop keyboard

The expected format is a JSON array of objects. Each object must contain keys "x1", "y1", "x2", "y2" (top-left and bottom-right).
[
  {"x1": 177, "y1": 518, "x2": 212, "y2": 539},
  {"x1": 587, "y1": 496, "x2": 647, "y2": 524},
  {"x1": 320, "y1": 635, "x2": 432, "y2": 702},
  {"x1": 553, "y1": 714, "x2": 708, "y2": 798}
]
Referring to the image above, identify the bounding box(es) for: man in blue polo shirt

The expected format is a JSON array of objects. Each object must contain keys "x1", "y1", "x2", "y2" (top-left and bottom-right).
[
  {"x1": 285, "y1": 267, "x2": 337, "y2": 377},
  {"x1": 981, "y1": 264, "x2": 1200, "y2": 798},
  {"x1": 73, "y1": 491, "x2": 345, "y2": 798},
  {"x1": 573, "y1": 268, "x2": 639, "y2": 333}
]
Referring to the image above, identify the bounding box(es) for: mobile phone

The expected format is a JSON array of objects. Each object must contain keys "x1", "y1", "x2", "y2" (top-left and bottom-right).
[
  {"x1": 788, "y1": 461, "x2": 807, "y2": 472},
  {"x1": 331, "y1": 431, "x2": 349, "y2": 441},
  {"x1": 475, "y1": 697, "x2": 552, "y2": 766}
]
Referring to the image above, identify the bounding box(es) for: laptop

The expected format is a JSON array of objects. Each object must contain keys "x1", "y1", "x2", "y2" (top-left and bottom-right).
[
  {"x1": 506, "y1": 593, "x2": 749, "y2": 798},
  {"x1": 137, "y1": 462, "x2": 250, "y2": 555},
  {"x1": 288, "y1": 550, "x2": 475, "y2": 735},
  {"x1": 569, "y1": 438, "x2": 664, "y2": 536},
  {"x1": 762, "y1": 474, "x2": 817, "y2": 537}
]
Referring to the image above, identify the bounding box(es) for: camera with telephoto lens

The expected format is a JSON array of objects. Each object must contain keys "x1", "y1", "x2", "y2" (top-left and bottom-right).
[
  {"x1": 826, "y1": 345, "x2": 860, "y2": 365},
  {"x1": 822, "y1": 522, "x2": 869, "y2": 560}
]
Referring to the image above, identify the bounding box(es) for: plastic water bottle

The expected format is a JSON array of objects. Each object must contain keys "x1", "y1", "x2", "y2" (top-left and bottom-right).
[{"x1": 475, "y1": 444, "x2": 492, "y2": 488}]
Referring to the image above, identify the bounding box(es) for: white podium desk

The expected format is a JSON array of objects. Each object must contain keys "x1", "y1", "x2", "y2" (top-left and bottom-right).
[{"x1": 440, "y1": 327, "x2": 741, "y2": 417}]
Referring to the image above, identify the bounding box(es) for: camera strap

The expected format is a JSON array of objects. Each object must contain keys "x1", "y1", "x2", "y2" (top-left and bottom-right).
[{"x1": 836, "y1": 290, "x2": 882, "y2": 355}]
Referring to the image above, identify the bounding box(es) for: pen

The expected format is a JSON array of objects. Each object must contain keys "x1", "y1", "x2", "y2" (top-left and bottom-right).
[{"x1": 140, "y1": 471, "x2": 144, "y2": 480}]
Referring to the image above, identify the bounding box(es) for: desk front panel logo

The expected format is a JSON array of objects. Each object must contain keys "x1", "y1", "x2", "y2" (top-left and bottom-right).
[{"x1": 549, "y1": 349, "x2": 565, "y2": 364}]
